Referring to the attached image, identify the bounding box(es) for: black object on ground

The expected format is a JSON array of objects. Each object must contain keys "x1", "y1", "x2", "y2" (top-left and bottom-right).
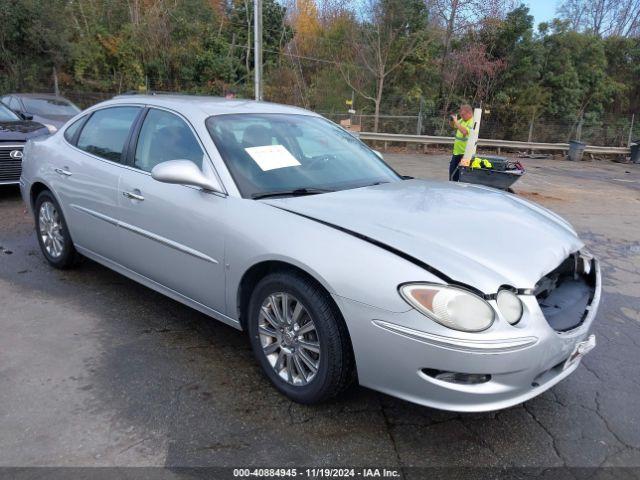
[
  {"x1": 458, "y1": 155, "x2": 526, "y2": 190},
  {"x1": 630, "y1": 141, "x2": 639, "y2": 164},
  {"x1": 568, "y1": 140, "x2": 586, "y2": 161}
]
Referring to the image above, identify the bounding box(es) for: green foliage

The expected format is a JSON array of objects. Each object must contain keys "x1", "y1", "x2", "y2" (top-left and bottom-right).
[{"x1": 0, "y1": 0, "x2": 637, "y2": 138}]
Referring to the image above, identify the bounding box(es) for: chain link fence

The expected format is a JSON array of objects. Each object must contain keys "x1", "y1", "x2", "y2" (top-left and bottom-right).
[
  {"x1": 322, "y1": 111, "x2": 639, "y2": 147},
  {"x1": 17, "y1": 90, "x2": 639, "y2": 148}
]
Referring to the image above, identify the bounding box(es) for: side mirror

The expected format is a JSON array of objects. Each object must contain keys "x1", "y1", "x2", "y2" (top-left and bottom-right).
[
  {"x1": 151, "y1": 160, "x2": 224, "y2": 193},
  {"x1": 373, "y1": 150, "x2": 384, "y2": 160}
]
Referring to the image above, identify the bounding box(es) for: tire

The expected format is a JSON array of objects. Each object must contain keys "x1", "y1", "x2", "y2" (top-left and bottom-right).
[
  {"x1": 247, "y1": 270, "x2": 355, "y2": 404},
  {"x1": 34, "y1": 190, "x2": 78, "y2": 269}
]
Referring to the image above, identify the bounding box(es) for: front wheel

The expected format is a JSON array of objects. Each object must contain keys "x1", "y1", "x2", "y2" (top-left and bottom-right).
[
  {"x1": 247, "y1": 271, "x2": 355, "y2": 404},
  {"x1": 34, "y1": 190, "x2": 78, "y2": 269}
]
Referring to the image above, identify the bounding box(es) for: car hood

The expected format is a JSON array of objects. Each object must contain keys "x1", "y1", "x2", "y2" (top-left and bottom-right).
[
  {"x1": 265, "y1": 179, "x2": 583, "y2": 293},
  {"x1": 0, "y1": 121, "x2": 49, "y2": 141}
]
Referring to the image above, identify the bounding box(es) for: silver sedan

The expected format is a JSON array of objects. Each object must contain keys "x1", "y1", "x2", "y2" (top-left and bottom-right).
[{"x1": 19, "y1": 95, "x2": 600, "y2": 412}]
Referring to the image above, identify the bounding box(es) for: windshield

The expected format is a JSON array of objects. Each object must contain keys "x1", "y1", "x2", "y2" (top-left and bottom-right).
[
  {"x1": 206, "y1": 113, "x2": 400, "y2": 198},
  {"x1": 22, "y1": 97, "x2": 80, "y2": 116},
  {"x1": 0, "y1": 103, "x2": 20, "y2": 121}
]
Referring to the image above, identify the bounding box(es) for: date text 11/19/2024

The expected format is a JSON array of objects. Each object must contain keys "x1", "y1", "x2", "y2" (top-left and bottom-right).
[{"x1": 232, "y1": 468, "x2": 401, "y2": 478}]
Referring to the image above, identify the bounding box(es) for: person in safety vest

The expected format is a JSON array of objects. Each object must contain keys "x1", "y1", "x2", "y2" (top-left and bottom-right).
[{"x1": 448, "y1": 104, "x2": 474, "y2": 181}]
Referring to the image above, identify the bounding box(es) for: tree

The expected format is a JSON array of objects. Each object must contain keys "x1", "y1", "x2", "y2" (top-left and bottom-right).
[
  {"x1": 558, "y1": 0, "x2": 640, "y2": 37},
  {"x1": 482, "y1": 6, "x2": 550, "y2": 139},
  {"x1": 0, "y1": 0, "x2": 72, "y2": 91},
  {"x1": 426, "y1": 0, "x2": 517, "y2": 122},
  {"x1": 333, "y1": 0, "x2": 428, "y2": 131},
  {"x1": 227, "y1": 0, "x2": 292, "y2": 85},
  {"x1": 603, "y1": 36, "x2": 640, "y2": 112}
]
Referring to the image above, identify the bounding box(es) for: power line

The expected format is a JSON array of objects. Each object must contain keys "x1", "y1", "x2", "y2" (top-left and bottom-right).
[{"x1": 235, "y1": 43, "x2": 361, "y2": 68}]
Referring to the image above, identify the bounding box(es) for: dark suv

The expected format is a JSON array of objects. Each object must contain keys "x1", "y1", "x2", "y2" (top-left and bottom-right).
[{"x1": 0, "y1": 102, "x2": 49, "y2": 185}]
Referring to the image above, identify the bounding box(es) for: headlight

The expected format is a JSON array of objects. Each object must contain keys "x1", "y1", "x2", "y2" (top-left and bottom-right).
[
  {"x1": 496, "y1": 289, "x2": 523, "y2": 325},
  {"x1": 399, "y1": 283, "x2": 495, "y2": 332},
  {"x1": 44, "y1": 124, "x2": 58, "y2": 134}
]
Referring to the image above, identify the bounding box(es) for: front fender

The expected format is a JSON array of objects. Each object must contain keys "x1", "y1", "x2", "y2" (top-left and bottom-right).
[{"x1": 223, "y1": 199, "x2": 444, "y2": 319}]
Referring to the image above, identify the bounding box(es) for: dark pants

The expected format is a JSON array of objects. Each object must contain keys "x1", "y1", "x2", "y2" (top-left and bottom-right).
[{"x1": 449, "y1": 154, "x2": 463, "y2": 181}]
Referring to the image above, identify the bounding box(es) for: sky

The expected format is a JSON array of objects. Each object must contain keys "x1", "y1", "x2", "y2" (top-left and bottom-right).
[{"x1": 525, "y1": 0, "x2": 559, "y2": 26}]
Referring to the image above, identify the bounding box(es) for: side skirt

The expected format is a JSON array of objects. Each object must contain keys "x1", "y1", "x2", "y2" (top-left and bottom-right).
[{"x1": 75, "y1": 244, "x2": 242, "y2": 331}]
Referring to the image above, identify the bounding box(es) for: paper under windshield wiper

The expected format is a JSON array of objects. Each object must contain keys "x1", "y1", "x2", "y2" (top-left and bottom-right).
[{"x1": 251, "y1": 188, "x2": 334, "y2": 200}]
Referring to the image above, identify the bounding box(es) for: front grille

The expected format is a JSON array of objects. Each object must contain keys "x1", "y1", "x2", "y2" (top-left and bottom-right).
[
  {"x1": 535, "y1": 253, "x2": 597, "y2": 332},
  {"x1": 0, "y1": 145, "x2": 24, "y2": 183}
]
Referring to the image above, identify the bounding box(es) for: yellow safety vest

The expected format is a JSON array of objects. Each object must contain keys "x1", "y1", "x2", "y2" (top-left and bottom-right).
[
  {"x1": 452, "y1": 117, "x2": 474, "y2": 155},
  {"x1": 471, "y1": 157, "x2": 493, "y2": 169}
]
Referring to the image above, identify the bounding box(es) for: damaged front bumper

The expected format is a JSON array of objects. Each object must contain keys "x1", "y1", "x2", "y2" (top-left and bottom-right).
[{"x1": 336, "y1": 259, "x2": 601, "y2": 412}]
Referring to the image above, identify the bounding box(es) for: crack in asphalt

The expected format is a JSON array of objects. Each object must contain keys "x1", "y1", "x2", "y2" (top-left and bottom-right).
[
  {"x1": 378, "y1": 395, "x2": 406, "y2": 480},
  {"x1": 538, "y1": 384, "x2": 640, "y2": 466},
  {"x1": 457, "y1": 420, "x2": 505, "y2": 466},
  {"x1": 580, "y1": 360, "x2": 604, "y2": 383},
  {"x1": 522, "y1": 403, "x2": 566, "y2": 466},
  {"x1": 593, "y1": 392, "x2": 636, "y2": 451},
  {"x1": 542, "y1": 389, "x2": 636, "y2": 457},
  {"x1": 118, "y1": 435, "x2": 152, "y2": 455}
]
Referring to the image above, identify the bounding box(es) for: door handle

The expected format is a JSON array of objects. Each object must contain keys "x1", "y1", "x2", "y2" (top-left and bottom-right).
[
  {"x1": 122, "y1": 191, "x2": 145, "y2": 201},
  {"x1": 54, "y1": 167, "x2": 72, "y2": 177}
]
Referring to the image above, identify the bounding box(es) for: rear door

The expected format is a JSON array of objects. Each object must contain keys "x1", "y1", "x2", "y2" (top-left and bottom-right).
[
  {"x1": 56, "y1": 106, "x2": 142, "y2": 262},
  {"x1": 117, "y1": 107, "x2": 227, "y2": 314}
]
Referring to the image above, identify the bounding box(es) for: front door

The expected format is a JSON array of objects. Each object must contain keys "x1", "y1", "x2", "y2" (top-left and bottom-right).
[{"x1": 117, "y1": 108, "x2": 227, "y2": 314}]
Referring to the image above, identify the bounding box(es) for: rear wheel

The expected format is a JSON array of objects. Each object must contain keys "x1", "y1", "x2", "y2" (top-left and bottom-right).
[
  {"x1": 34, "y1": 190, "x2": 78, "y2": 269},
  {"x1": 247, "y1": 271, "x2": 355, "y2": 404}
]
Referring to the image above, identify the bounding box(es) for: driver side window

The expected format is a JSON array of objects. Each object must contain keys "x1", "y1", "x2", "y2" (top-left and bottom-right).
[{"x1": 134, "y1": 109, "x2": 204, "y2": 173}]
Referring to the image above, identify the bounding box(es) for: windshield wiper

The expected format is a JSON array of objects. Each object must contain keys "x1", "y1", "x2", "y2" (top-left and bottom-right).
[
  {"x1": 365, "y1": 181, "x2": 390, "y2": 187},
  {"x1": 251, "y1": 187, "x2": 334, "y2": 200}
]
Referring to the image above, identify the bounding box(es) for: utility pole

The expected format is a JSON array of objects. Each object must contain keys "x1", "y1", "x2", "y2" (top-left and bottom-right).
[
  {"x1": 576, "y1": 115, "x2": 583, "y2": 142},
  {"x1": 254, "y1": 0, "x2": 263, "y2": 101},
  {"x1": 53, "y1": 66, "x2": 59, "y2": 96},
  {"x1": 416, "y1": 96, "x2": 424, "y2": 135},
  {"x1": 628, "y1": 113, "x2": 635, "y2": 147}
]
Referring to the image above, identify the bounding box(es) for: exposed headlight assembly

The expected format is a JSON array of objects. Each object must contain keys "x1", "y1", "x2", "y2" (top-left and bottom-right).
[
  {"x1": 577, "y1": 249, "x2": 594, "y2": 275},
  {"x1": 496, "y1": 289, "x2": 523, "y2": 325},
  {"x1": 399, "y1": 283, "x2": 495, "y2": 332}
]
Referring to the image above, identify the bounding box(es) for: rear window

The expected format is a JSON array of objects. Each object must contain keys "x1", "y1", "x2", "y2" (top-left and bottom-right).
[
  {"x1": 77, "y1": 107, "x2": 140, "y2": 162},
  {"x1": 22, "y1": 97, "x2": 80, "y2": 116},
  {"x1": 64, "y1": 116, "x2": 87, "y2": 144}
]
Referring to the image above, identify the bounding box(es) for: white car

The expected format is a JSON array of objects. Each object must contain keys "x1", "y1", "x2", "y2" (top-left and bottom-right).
[{"x1": 20, "y1": 95, "x2": 600, "y2": 411}]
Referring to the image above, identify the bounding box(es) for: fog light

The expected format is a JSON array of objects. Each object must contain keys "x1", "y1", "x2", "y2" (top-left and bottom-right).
[{"x1": 423, "y1": 369, "x2": 491, "y2": 385}]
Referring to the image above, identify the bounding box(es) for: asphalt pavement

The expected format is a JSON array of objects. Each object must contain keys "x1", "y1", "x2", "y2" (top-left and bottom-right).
[{"x1": 1, "y1": 153, "x2": 639, "y2": 474}]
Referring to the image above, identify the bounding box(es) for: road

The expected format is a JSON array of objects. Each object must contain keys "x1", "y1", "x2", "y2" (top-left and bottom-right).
[{"x1": 1, "y1": 154, "x2": 639, "y2": 474}]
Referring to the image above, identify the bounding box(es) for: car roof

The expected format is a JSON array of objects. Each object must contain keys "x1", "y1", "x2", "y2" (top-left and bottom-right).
[
  {"x1": 8, "y1": 93, "x2": 72, "y2": 100},
  {"x1": 108, "y1": 94, "x2": 320, "y2": 118}
]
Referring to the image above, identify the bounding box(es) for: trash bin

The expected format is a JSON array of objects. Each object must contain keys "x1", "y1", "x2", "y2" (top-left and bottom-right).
[
  {"x1": 568, "y1": 140, "x2": 586, "y2": 161},
  {"x1": 459, "y1": 166, "x2": 525, "y2": 190},
  {"x1": 458, "y1": 155, "x2": 526, "y2": 190},
  {"x1": 631, "y1": 142, "x2": 640, "y2": 164}
]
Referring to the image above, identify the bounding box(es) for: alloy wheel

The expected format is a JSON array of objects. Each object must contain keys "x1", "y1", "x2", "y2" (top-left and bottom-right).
[
  {"x1": 38, "y1": 201, "x2": 65, "y2": 258},
  {"x1": 258, "y1": 292, "x2": 321, "y2": 386}
]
